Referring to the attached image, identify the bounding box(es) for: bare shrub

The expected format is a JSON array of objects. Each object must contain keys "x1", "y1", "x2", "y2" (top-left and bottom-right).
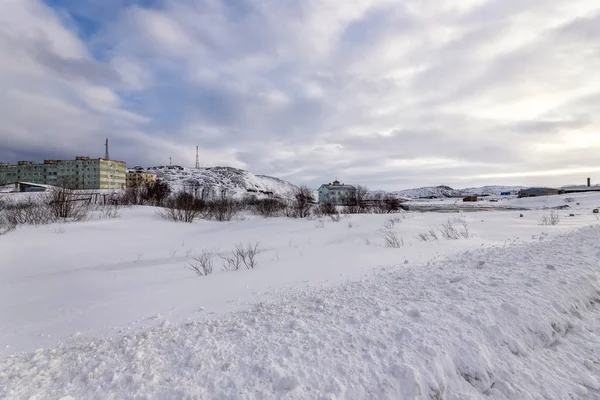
[
  {"x1": 143, "y1": 180, "x2": 171, "y2": 206},
  {"x1": 329, "y1": 214, "x2": 341, "y2": 223},
  {"x1": 564, "y1": 197, "x2": 575, "y2": 203},
  {"x1": 416, "y1": 228, "x2": 441, "y2": 242},
  {"x1": 314, "y1": 220, "x2": 325, "y2": 228},
  {"x1": 1, "y1": 197, "x2": 55, "y2": 226},
  {"x1": 341, "y1": 185, "x2": 369, "y2": 214},
  {"x1": 347, "y1": 221, "x2": 353, "y2": 228},
  {"x1": 317, "y1": 202, "x2": 337, "y2": 216},
  {"x1": 236, "y1": 242, "x2": 260, "y2": 269},
  {"x1": 290, "y1": 185, "x2": 314, "y2": 218},
  {"x1": 187, "y1": 250, "x2": 214, "y2": 276},
  {"x1": 254, "y1": 198, "x2": 287, "y2": 217},
  {"x1": 380, "y1": 230, "x2": 404, "y2": 248},
  {"x1": 437, "y1": 217, "x2": 469, "y2": 240},
  {"x1": 157, "y1": 190, "x2": 205, "y2": 223},
  {"x1": 99, "y1": 204, "x2": 121, "y2": 219},
  {"x1": 47, "y1": 186, "x2": 92, "y2": 221},
  {"x1": 372, "y1": 193, "x2": 404, "y2": 214},
  {"x1": 221, "y1": 242, "x2": 260, "y2": 270},
  {"x1": 383, "y1": 215, "x2": 403, "y2": 229},
  {"x1": 539, "y1": 210, "x2": 560, "y2": 226},
  {"x1": 362, "y1": 237, "x2": 372, "y2": 246},
  {"x1": 0, "y1": 217, "x2": 16, "y2": 235},
  {"x1": 207, "y1": 198, "x2": 241, "y2": 221}
]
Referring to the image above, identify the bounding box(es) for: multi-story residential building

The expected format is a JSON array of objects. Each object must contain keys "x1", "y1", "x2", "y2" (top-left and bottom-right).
[
  {"x1": 0, "y1": 157, "x2": 126, "y2": 190},
  {"x1": 317, "y1": 179, "x2": 355, "y2": 204},
  {"x1": 126, "y1": 170, "x2": 157, "y2": 188}
]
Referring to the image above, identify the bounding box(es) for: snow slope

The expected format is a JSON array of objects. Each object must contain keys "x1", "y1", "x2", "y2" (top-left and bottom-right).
[
  {"x1": 2, "y1": 222, "x2": 600, "y2": 398},
  {"x1": 392, "y1": 185, "x2": 524, "y2": 198},
  {"x1": 133, "y1": 165, "x2": 298, "y2": 198}
]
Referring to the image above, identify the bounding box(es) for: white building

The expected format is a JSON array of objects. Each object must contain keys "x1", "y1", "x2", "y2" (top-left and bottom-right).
[{"x1": 317, "y1": 180, "x2": 355, "y2": 204}]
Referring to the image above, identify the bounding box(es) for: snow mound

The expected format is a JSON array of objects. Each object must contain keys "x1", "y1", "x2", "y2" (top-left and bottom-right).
[
  {"x1": 132, "y1": 165, "x2": 298, "y2": 198},
  {"x1": 3, "y1": 226, "x2": 600, "y2": 399}
]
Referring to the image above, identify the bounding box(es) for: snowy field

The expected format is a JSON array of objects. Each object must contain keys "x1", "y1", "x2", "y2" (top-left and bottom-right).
[{"x1": 1, "y1": 192, "x2": 600, "y2": 398}]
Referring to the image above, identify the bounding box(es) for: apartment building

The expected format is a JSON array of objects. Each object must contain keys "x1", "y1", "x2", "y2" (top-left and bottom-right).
[
  {"x1": 126, "y1": 170, "x2": 157, "y2": 188},
  {"x1": 0, "y1": 157, "x2": 126, "y2": 190}
]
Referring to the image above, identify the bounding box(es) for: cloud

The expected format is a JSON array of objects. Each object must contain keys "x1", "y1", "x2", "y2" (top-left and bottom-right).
[{"x1": 1, "y1": 0, "x2": 599, "y2": 190}]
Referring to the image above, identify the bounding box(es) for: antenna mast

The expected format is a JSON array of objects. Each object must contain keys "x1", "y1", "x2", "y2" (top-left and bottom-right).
[
  {"x1": 195, "y1": 146, "x2": 200, "y2": 169},
  {"x1": 105, "y1": 138, "x2": 110, "y2": 160}
]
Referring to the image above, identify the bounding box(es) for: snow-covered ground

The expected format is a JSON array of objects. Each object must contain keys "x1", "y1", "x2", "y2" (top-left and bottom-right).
[{"x1": 1, "y1": 192, "x2": 600, "y2": 398}]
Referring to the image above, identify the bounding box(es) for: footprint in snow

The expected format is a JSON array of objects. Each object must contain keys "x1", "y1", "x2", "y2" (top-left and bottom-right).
[{"x1": 274, "y1": 376, "x2": 300, "y2": 391}]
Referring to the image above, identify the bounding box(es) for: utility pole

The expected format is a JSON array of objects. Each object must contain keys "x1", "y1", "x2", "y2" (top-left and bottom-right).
[
  {"x1": 105, "y1": 138, "x2": 110, "y2": 160},
  {"x1": 195, "y1": 146, "x2": 200, "y2": 169},
  {"x1": 169, "y1": 157, "x2": 172, "y2": 166}
]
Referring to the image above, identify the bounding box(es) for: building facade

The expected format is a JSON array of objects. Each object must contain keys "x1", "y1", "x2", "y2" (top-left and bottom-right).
[
  {"x1": 126, "y1": 171, "x2": 157, "y2": 188},
  {"x1": 0, "y1": 157, "x2": 126, "y2": 190},
  {"x1": 317, "y1": 180, "x2": 355, "y2": 204}
]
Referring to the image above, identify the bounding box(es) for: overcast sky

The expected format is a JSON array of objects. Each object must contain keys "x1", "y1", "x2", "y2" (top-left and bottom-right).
[{"x1": 1, "y1": 0, "x2": 598, "y2": 190}]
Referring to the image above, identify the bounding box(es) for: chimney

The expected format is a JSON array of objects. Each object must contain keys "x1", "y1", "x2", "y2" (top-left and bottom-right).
[{"x1": 587, "y1": 177, "x2": 591, "y2": 187}]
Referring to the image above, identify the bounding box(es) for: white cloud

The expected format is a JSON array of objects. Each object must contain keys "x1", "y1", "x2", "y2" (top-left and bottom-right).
[{"x1": 2, "y1": 0, "x2": 600, "y2": 190}]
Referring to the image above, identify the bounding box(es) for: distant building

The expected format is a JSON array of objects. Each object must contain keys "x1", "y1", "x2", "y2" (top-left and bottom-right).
[
  {"x1": 463, "y1": 196, "x2": 478, "y2": 202},
  {"x1": 126, "y1": 171, "x2": 157, "y2": 188},
  {"x1": 517, "y1": 187, "x2": 560, "y2": 198},
  {"x1": 317, "y1": 179, "x2": 355, "y2": 204},
  {"x1": 0, "y1": 157, "x2": 126, "y2": 190}
]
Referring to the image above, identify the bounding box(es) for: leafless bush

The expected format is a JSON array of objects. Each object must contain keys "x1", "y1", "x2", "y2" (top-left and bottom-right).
[
  {"x1": 207, "y1": 198, "x2": 241, "y2": 221},
  {"x1": 380, "y1": 230, "x2": 404, "y2": 248},
  {"x1": 416, "y1": 228, "x2": 440, "y2": 242},
  {"x1": 317, "y1": 202, "x2": 337, "y2": 216},
  {"x1": 437, "y1": 217, "x2": 469, "y2": 240},
  {"x1": 564, "y1": 197, "x2": 575, "y2": 203},
  {"x1": 157, "y1": 190, "x2": 205, "y2": 223},
  {"x1": 347, "y1": 221, "x2": 354, "y2": 228},
  {"x1": 290, "y1": 185, "x2": 314, "y2": 218},
  {"x1": 187, "y1": 250, "x2": 214, "y2": 276},
  {"x1": 221, "y1": 242, "x2": 260, "y2": 270},
  {"x1": 329, "y1": 214, "x2": 341, "y2": 223},
  {"x1": 539, "y1": 210, "x2": 560, "y2": 226},
  {"x1": 0, "y1": 217, "x2": 16, "y2": 235},
  {"x1": 99, "y1": 204, "x2": 121, "y2": 219},
  {"x1": 383, "y1": 215, "x2": 403, "y2": 229},
  {"x1": 46, "y1": 186, "x2": 92, "y2": 221},
  {"x1": 236, "y1": 242, "x2": 260, "y2": 269},
  {"x1": 314, "y1": 220, "x2": 325, "y2": 228},
  {"x1": 362, "y1": 237, "x2": 372, "y2": 246},
  {"x1": 340, "y1": 185, "x2": 369, "y2": 214},
  {"x1": 253, "y1": 198, "x2": 287, "y2": 217},
  {"x1": 1, "y1": 197, "x2": 56, "y2": 226}
]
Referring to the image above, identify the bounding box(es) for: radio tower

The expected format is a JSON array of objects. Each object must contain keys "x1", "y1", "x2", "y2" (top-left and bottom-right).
[
  {"x1": 105, "y1": 138, "x2": 110, "y2": 160},
  {"x1": 195, "y1": 146, "x2": 200, "y2": 169}
]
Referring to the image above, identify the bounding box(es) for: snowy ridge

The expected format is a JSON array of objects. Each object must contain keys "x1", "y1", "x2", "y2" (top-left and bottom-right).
[
  {"x1": 2, "y1": 226, "x2": 600, "y2": 398},
  {"x1": 391, "y1": 185, "x2": 525, "y2": 198},
  {"x1": 133, "y1": 165, "x2": 299, "y2": 198}
]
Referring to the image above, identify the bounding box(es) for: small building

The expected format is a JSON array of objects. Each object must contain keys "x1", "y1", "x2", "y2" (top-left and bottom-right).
[
  {"x1": 518, "y1": 187, "x2": 560, "y2": 198},
  {"x1": 463, "y1": 196, "x2": 478, "y2": 202},
  {"x1": 16, "y1": 182, "x2": 51, "y2": 192},
  {"x1": 126, "y1": 171, "x2": 157, "y2": 188},
  {"x1": 317, "y1": 180, "x2": 355, "y2": 205}
]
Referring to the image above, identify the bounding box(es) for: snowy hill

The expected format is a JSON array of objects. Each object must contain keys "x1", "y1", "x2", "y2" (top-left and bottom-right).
[
  {"x1": 131, "y1": 165, "x2": 299, "y2": 198},
  {"x1": 391, "y1": 185, "x2": 524, "y2": 198}
]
